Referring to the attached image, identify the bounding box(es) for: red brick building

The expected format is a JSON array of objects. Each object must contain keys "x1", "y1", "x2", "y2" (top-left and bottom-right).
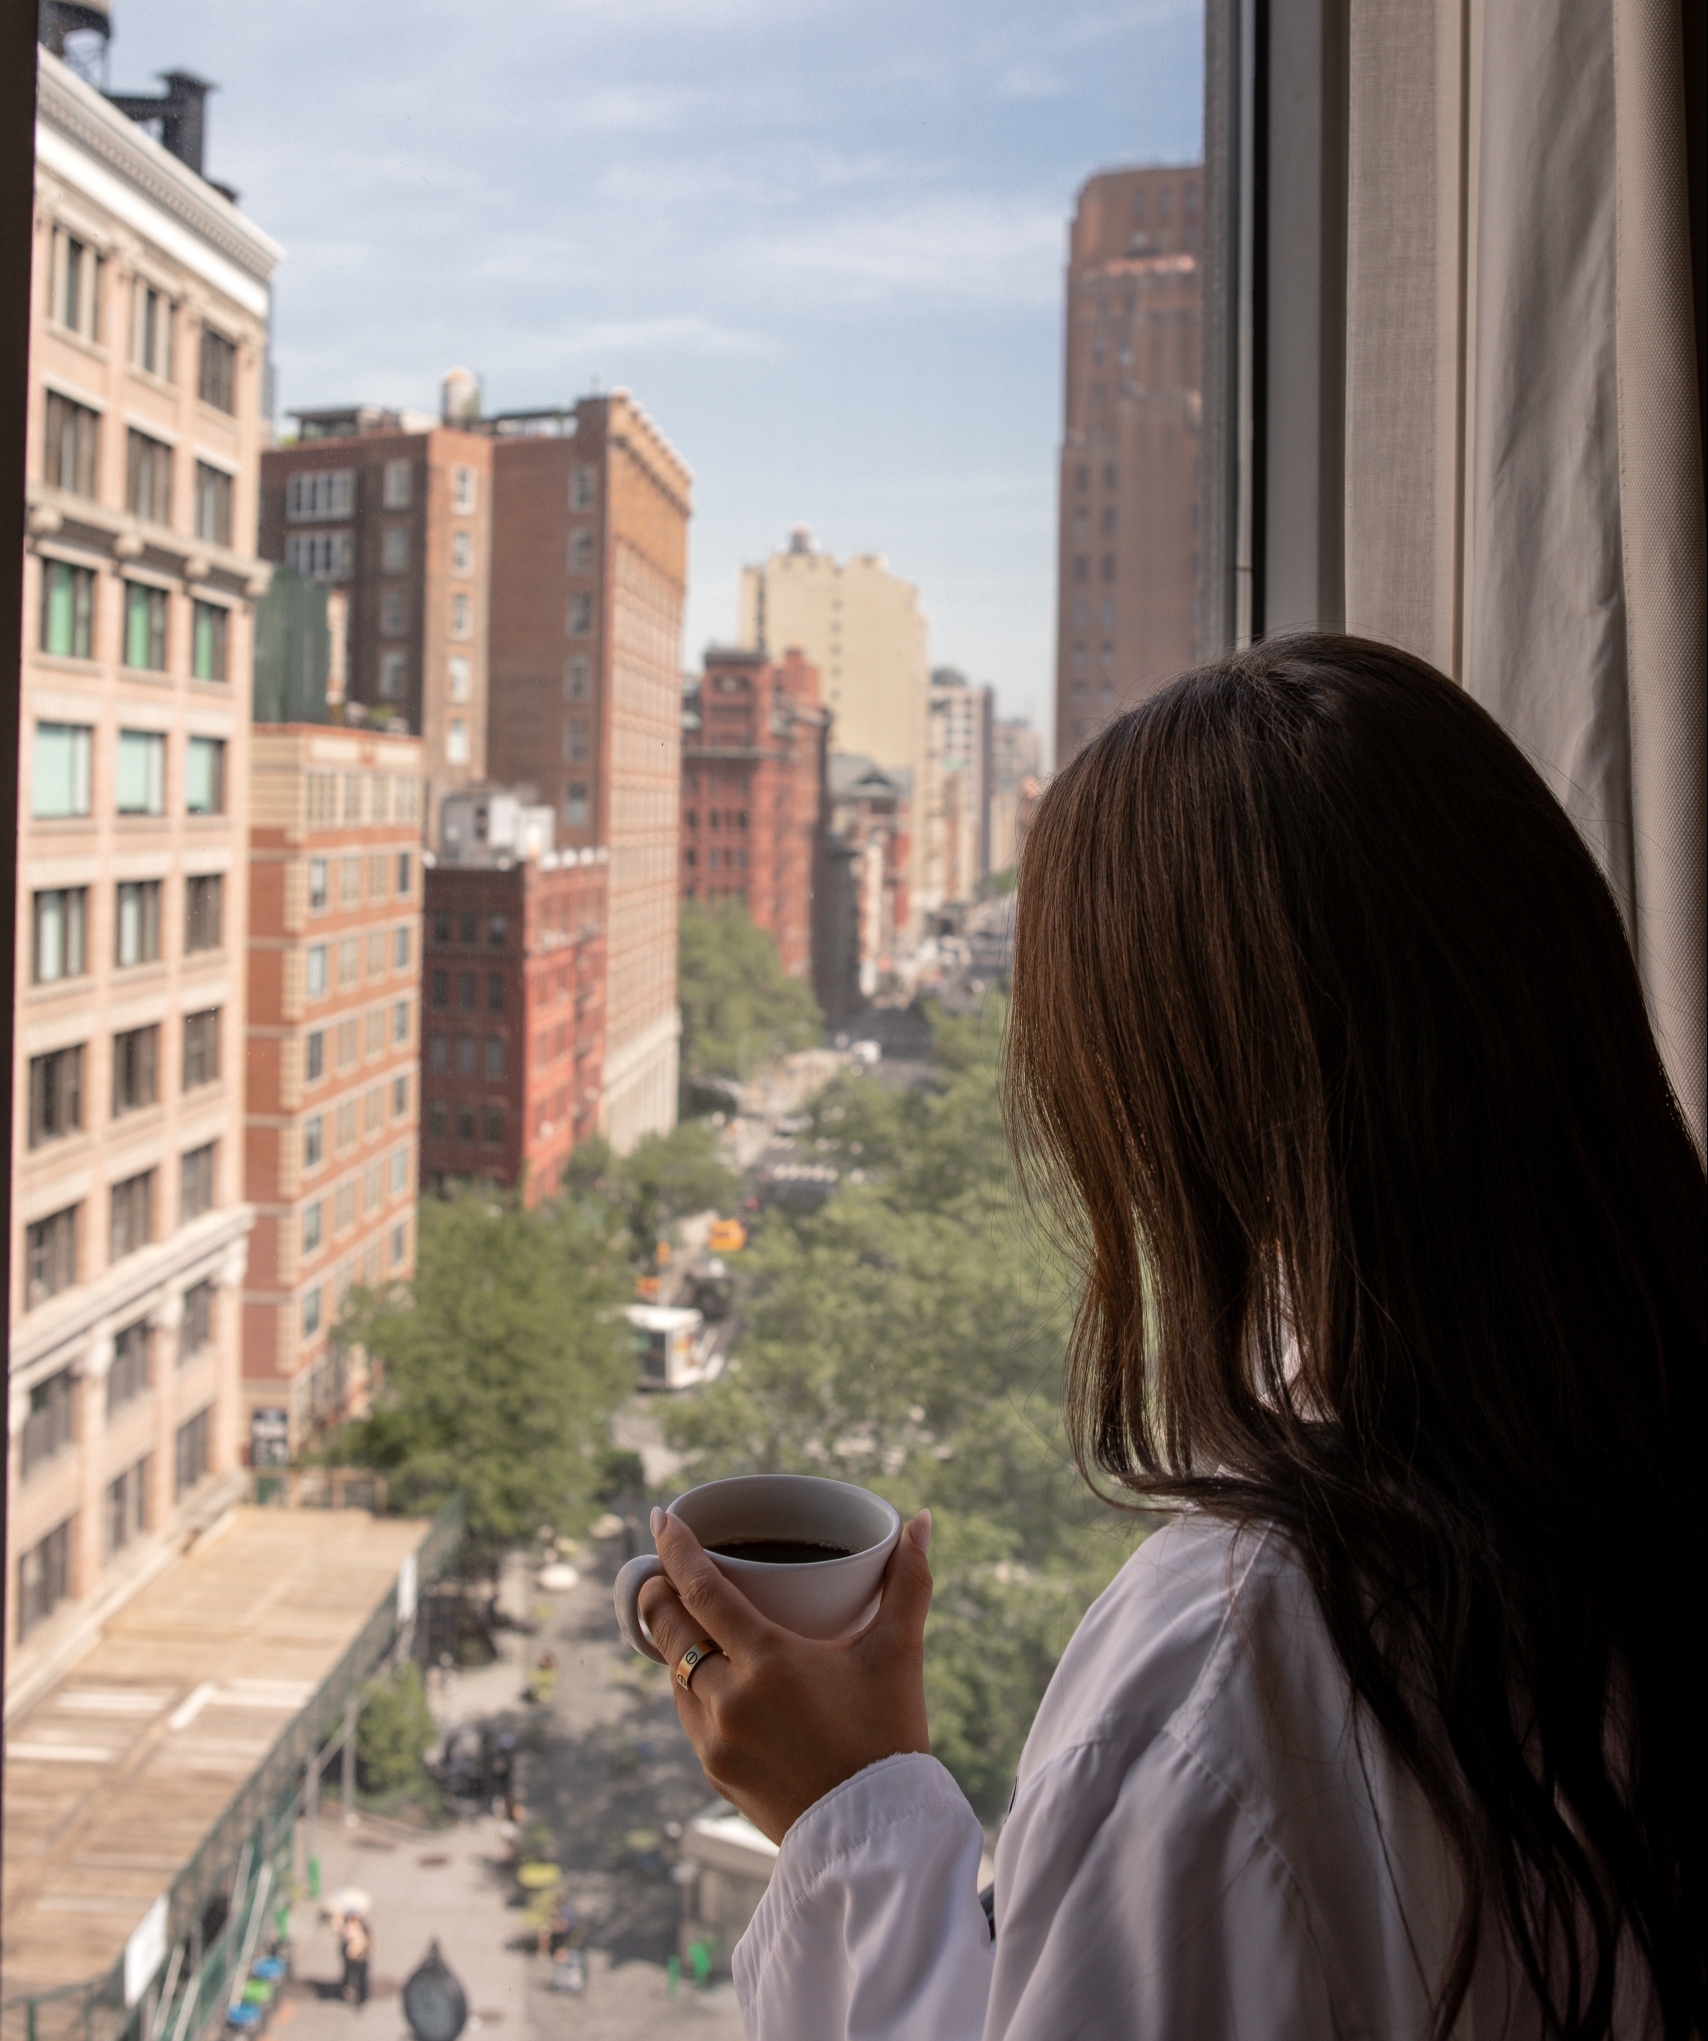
[
  {"x1": 681, "y1": 648, "x2": 829, "y2": 979},
  {"x1": 420, "y1": 830, "x2": 607, "y2": 1204}
]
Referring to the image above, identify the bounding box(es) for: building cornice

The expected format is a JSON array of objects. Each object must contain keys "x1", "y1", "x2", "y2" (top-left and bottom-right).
[{"x1": 36, "y1": 48, "x2": 283, "y2": 286}]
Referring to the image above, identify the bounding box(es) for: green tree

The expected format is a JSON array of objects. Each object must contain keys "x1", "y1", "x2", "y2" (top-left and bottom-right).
[
  {"x1": 333, "y1": 1186, "x2": 632, "y2": 1569},
  {"x1": 565, "y1": 1119, "x2": 742, "y2": 1265},
  {"x1": 679, "y1": 897, "x2": 822, "y2": 1084},
  {"x1": 356, "y1": 1661, "x2": 437, "y2": 1797},
  {"x1": 663, "y1": 1002, "x2": 1147, "y2": 1819}
]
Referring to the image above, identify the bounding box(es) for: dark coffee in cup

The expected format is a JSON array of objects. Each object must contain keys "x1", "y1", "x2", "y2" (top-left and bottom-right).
[{"x1": 707, "y1": 1538, "x2": 854, "y2": 1565}]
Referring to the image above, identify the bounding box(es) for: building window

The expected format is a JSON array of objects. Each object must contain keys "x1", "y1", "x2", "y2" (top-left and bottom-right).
[
  {"x1": 303, "y1": 1200, "x2": 323, "y2": 1254},
  {"x1": 117, "y1": 731, "x2": 166, "y2": 813},
  {"x1": 28, "y1": 1046, "x2": 83, "y2": 1148},
  {"x1": 391, "y1": 1221, "x2": 407, "y2": 1266},
  {"x1": 335, "y1": 1182, "x2": 356, "y2": 1232},
  {"x1": 304, "y1": 1115, "x2": 324, "y2": 1168},
  {"x1": 449, "y1": 589, "x2": 472, "y2": 638},
  {"x1": 393, "y1": 998, "x2": 409, "y2": 1044},
  {"x1": 456, "y1": 1102, "x2": 476, "y2": 1142},
  {"x1": 379, "y1": 650, "x2": 406, "y2": 698},
  {"x1": 197, "y1": 326, "x2": 237, "y2": 412},
  {"x1": 307, "y1": 944, "x2": 328, "y2": 997},
  {"x1": 194, "y1": 461, "x2": 232, "y2": 544},
  {"x1": 392, "y1": 1073, "x2": 409, "y2": 1117},
  {"x1": 563, "y1": 718, "x2": 590, "y2": 764},
  {"x1": 391, "y1": 1147, "x2": 409, "y2": 1194},
  {"x1": 431, "y1": 968, "x2": 449, "y2": 1008},
  {"x1": 446, "y1": 718, "x2": 470, "y2": 765},
  {"x1": 33, "y1": 722, "x2": 92, "y2": 818},
  {"x1": 366, "y1": 1006, "x2": 385, "y2": 1056},
  {"x1": 336, "y1": 1019, "x2": 358, "y2": 1070},
  {"x1": 487, "y1": 913, "x2": 508, "y2": 948},
  {"x1": 179, "y1": 1279, "x2": 214, "y2": 1362},
  {"x1": 483, "y1": 1104, "x2": 504, "y2": 1145},
  {"x1": 563, "y1": 781, "x2": 589, "y2": 828},
  {"x1": 52, "y1": 235, "x2": 102, "y2": 338},
  {"x1": 383, "y1": 459, "x2": 412, "y2": 509},
  {"x1": 40, "y1": 559, "x2": 95, "y2": 659},
  {"x1": 107, "y1": 1457, "x2": 149, "y2": 1556},
  {"x1": 376, "y1": 524, "x2": 408, "y2": 574},
  {"x1": 451, "y1": 529, "x2": 472, "y2": 575},
  {"x1": 25, "y1": 1207, "x2": 78, "y2": 1308},
  {"x1": 126, "y1": 428, "x2": 174, "y2": 524},
  {"x1": 448, "y1": 655, "x2": 471, "y2": 701},
  {"x1": 567, "y1": 591, "x2": 593, "y2": 635},
  {"x1": 1100, "y1": 554, "x2": 1115, "y2": 583},
  {"x1": 110, "y1": 1170, "x2": 155, "y2": 1260},
  {"x1": 568, "y1": 529, "x2": 594, "y2": 573},
  {"x1": 487, "y1": 973, "x2": 505, "y2": 1012},
  {"x1": 123, "y1": 585, "x2": 169, "y2": 671},
  {"x1": 112, "y1": 1026, "x2": 159, "y2": 1114},
  {"x1": 44, "y1": 390, "x2": 99, "y2": 496},
  {"x1": 308, "y1": 857, "x2": 329, "y2": 912},
  {"x1": 192, "y1": 602, "x2": 229, "y2": 681},
  {"x1": 336, "y1": 1100, "x2": 358, "y2": 1149},
  {"x1": 107, "y1": 1319, "x2": 150, "y2": 1415},
  {"x1": 17, "y1": 1518, "x2": 73, "y2": 1636},
  {"x1": 484, "y1": 1036, "x2": 506, "y2": 1079},
  {"x1": 285, "y1": 530, "x2": 353, "y2": 580},
  {"x1": 185, "y1": 873, "x2": 223, "y2": 953},
  {"x1": 381, "y1": 588, "x2": 407, "y2": 637},
  {"x1": 285, "y1": 468, "x2": 354, "y2": 521},
  {"x1": 174, "y1": 1406, "x2": 212, "y2": 1497},
  {"x1": 565, "y1": 655, "x2": 591, "y2": 701},
  {"x1": 428, "y1": 1099, "x2": 447, "y2": 1138},
  {"x1": 302, "y1": 1287, "x2": 322, "y2": 1337},
  {"x1": 390, "y1": 930, "x2": 410, "y2": 978},
  {"x1": 32, "y1": 887, "x2": 88, "y2": 983},
  {"x1": 570, "y1": 465, "x2": 596, "y2": 509},
  {"x1": 339, "y1": 937, "x2": 360, "y2": 986},
  {"x1": 429, "y1": 1033, "x2": 448, "y2": 1074},
  {"x1": 186, "y1": 736, "x2": 226, "y2": 814},
  {"x1": 396, "y1": 852, "x2": 412, "y2": 898},
  {"x1": 452, "y1": 465, "x2": 477, "y2": 513},
  {"x1": 183, "y1": 1009, "x2": 221, "y2": 1090},
  {"x1": 340, "y1": 855, "x2": 362, "y2": 908},
  {"x1": 455, "y1": 1034, "x2": 476, "y2": 1076},
  {"x1": 181, "y1": 1143, "x2": 217, "y2": 1222}
]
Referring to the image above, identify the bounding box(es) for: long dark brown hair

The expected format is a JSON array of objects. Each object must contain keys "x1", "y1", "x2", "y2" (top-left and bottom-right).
[{"x1": 1005, "y1": 635, "x2": 1705, "y2": 2040}]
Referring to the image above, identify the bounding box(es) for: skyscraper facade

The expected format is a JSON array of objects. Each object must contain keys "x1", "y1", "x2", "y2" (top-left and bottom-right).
[
  {"x1": 926, "y1": 668, "x2": 993, "y2": 910},
  {"x1": 1055, "y1": 165, "x2": 1203, "y2": 767},
  {"x1": 485, "y1": 393, "x2": 690, "y2": 1151}
]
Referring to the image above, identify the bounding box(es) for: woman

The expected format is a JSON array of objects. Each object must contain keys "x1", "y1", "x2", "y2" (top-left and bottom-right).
[{"x1": 639, "y1": 637, "x2": 1705, "y2": 2040}]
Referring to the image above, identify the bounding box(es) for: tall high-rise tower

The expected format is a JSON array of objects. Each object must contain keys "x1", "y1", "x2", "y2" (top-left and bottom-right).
[{"x1": 1055, "y1": 165, "x2": 1204, "y2": 767}]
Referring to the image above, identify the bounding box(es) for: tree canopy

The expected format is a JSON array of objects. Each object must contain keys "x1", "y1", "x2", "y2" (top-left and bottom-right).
[
  {"x1": 662, "y1": 1002, "x2": 1148, "y2": 1818},
  {"x1": 678, "y1": 896, "x2": 822, "y2": 1084},
  {"x1": 565, "y1": 1118, "x2": 743, "y2": 1265}
]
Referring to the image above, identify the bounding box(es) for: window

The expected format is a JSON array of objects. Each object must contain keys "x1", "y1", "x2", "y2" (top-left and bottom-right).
[
  {"x1": 182, "y1": 1009, "x2": 221, "y2": 1089},
  {"x1": 197, "y1": 326, "x2": 237, "y2": 412},
  {"x1": 563, "y1": 781, "x2": 589, "y2": 828},
  {"x1": 336, "y1": 1101, "x2": 358, "y2": 1149},
  {"x1": 487, "y1": 913, "x2": 509, "y2": 948},
  {"x1": 566, "y1": 655, "x2": 591, "y2": 701},
  {"x1": 456, "y1": 1102, "x2": 476, "y2": 1141},
  {"x1": 429, "y1": 1033, "x2": 449, "y2": 1074},
  {"x1": 113, "y1": 879, "x2": 162, "y2": 967},
  {"x1": 379, "y1": 649, "x2": 407, "y2": 698},
  {"x1": 174, "y1": 1406, "x2": 211, "y2": 1497},
  {"x1": 366, "y1": 1007, "x2": 385, "y2": 1056},
  {"x1": 336, "y1": 1019, "x2": 358, "y2": 1070},
  {"x1": 458, "y1": 911, "x2": 477, "y2": 944},
  {"x1": 451, "y1": 591, "x2": 471, "y2": 638},
  {"x1": 117, "y1": 729, "x2": 166, "y2": 812},
  {"x1": 194, "y1": 461, "x2": 232, "y2": 544},
  {"x1": 567, "y1": 591, "x2": 593, "y2": 634},
  {"x1": 126, "y1": 428, "x2": 173, "y2": 523},
  {"x1": 307, "y1": 943, "x2": 328, "y2": 997},
  {"x1": 110, "y1": 1170, "x2": 154, "y2": 1260},
  {"x1": 184, "y1": 872, "x2": 223, "y2": 953},
  {"x1": 393, "y1": 998, "x2": 409, "y2": 1044},
  {"x1": 44, "y1": 390, "x2": 99, "y2": 496},
  {"x1": 428, "y1": 1099, "x2": 447, "y2": 1138},
  {"x1": 381, "y1": 589, "x2": 407, "y2": 636},
  {"x1": 25, "y1": 1207, "x2": 78, "y2": 1308},
  {"x1": 447, "y1": 718, "x2": 469, "y2": 764},
  {"x1": 571, "y1": 464, "x2": 597, "y2": 509},
  {"x1": 431, "y1": 968, "x2": 449, "y2": 1007},
  {"x1": 563, "y1": 718, "x2": 590, "y2": 764},
  {"x1": 455, "y1": 1034, "x2": 476, "y2": 1075},
  {"x1": 448, "y1": 655, "x2": 471, "y2": 702},
  {"x1": 383, "y1": 458, "x2": 412, "y2": 509},
  {"x1": 302, "y1": 1031, "x2": 324, "y2": 1087},
  {"x1": 451, "y1": 529, "x2": 472, "y2": 574},
  {"x1": 17, "y1": 1519, "x2": 73, "y2": 1636},
  {"x1": 40, "y1": 559, "x2": 94, "y2": 658},
  {"x1": 112, "y1": 1027, "x2": 159, "y2": 1115},
  {"x1": 107, "y1": 1457, "x2": 149, "y2": 1556},
  {"x1": 32, "y1": 887, "x2": 87, "y2": 983},
  {"x1": 335, "y1": 1182, "x2": 356, "y2": 1231},
  {"x1": 396, "y1": 853, "x2": 413, "y2": 900},
  {"x1": 487, "y1": 973, "x2": 505, "y2": 1012},
  {"x1": 339, "y1": 937, "x2": 360, "y2": 986},
  {"x1": 484, "y1": 1036, "x2": 506, "y2": 1079},
  {"x1": 483, "y1": 1104, "x2": 505, "y2": 1144},
  {"x1": 340, "y1": 855, "x2": 362, "y2": 907},
  {"x1": 107, "y1": 1319, "x2": 150, "y2": 1415},
  {"x1": 390, "y1": 927, "x2": 410, "y2": 974},
  {"x1": 391, "y1": 1147, "x2": 409, "y2": 1193},
  {"x1": 304, "y1": 1115, "x2": 324, "y2": 1168},
  {"x1": 569, "y1": 529, "x2": 595, "y2": 572},
  {"x1": 303, "y1": 1200, "x2": 323, "y2": 1254},
  {"x1": 308, "y1": 857, "x2": 328, "y2": 912},
  {"x1": 284, "y1": 530, "x2": 353, "y2": 580},
  {"x1": 186, "y1": 737, "x2": 226, "y2": 813},
  {"x1": 382, "y1": 524, "x2": 409, "y2": 572},
  {"x1": 452, "y1": 465, "x2": 477, "y2": 513},
  {"x1": 179, "y1": 1279, "x2": 214, "y2": 1362},
  {"x1": 392, "y1": 1073, "x2": 409, "y2": 1117},
  {"x1": 458, "y1": 970, "x2": 477, "y2": 1009},
  {"x1": 33, "y1": 722, "x2": 92, "y2": 816},
  {"x1": 180, "y1": 1142, "x2": 217, "y2": 1222},
  {"x1": 28, "y1": 1047, "x2": 83, "y2": 1148},
  {"x1": 192, "y1": 602, "x2": 228, "y2": 681},
  {"x1": 123, "y1": 584, "x2": 168, "y2": 671}
]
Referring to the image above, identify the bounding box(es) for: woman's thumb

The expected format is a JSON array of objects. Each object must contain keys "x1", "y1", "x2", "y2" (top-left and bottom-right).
[{"x1": 873, "y1": 1510, "x2": 934, "y2": 1640}]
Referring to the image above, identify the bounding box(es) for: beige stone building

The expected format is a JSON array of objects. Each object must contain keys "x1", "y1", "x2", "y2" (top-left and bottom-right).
[
  {"x1": 9, "y1": 50, "x2": 279, "y2": 1707},
  {"x1": 738, "y1": 528, "x2": 929, "y2": 938}
]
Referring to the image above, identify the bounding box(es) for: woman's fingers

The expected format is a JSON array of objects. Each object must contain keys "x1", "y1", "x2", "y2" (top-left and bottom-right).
[{"x1": 649, "y1": 1509, "x2": 777, "y2": 1659}]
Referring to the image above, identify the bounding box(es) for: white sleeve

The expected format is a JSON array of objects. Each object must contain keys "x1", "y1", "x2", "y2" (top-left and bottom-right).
[{"x1": 731, "y1": 1752, "x2": 994, "y2": 2041}]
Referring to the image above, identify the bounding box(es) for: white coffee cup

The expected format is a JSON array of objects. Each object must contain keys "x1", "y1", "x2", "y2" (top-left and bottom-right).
[{"x1": 613, "y1": 1473, "x2": 903, "y2": 1663}]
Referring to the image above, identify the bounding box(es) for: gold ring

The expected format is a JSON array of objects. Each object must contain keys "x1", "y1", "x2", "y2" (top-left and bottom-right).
[{"x1": 674, "y1": 1639, "x2": 722, "y2": 1689}]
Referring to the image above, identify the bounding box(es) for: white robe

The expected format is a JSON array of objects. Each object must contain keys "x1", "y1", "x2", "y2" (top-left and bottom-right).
[{"x1": 731, "y1": 1512, "x2": 1608, "y2": 2040}]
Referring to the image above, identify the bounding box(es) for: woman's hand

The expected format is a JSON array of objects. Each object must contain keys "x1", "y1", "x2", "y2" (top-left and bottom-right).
[{"x1": 637, "y1": 1506, "x2": 935, "y2": 1845}]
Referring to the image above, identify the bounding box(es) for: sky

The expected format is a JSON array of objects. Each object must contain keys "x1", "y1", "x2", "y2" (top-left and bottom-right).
[{"x1": 104, "y1": 0, "x2": 1203, "y2": 746}]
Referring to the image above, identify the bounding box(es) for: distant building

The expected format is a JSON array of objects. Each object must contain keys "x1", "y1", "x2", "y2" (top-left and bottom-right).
[
  {"x1": 989, "y1": 715, "x2": 1043, "y2": 874},
  {"x1": 243, "y1": 728, "x2": 425, "y2": 1456},
  {"x1": 681, "y1": 648, "x2": 829, "y2": 981},
  {"x1": 926, "y1": 669, "x2": 993, "y2": 911},
  {"x1": 738, "y1": 530, "x2": 929, "y2": 940},
  {"x1": 820, "y1": 756, "x2": 913, "y2": 1019},
  {"x1": 10, "y1": 48, "x2": 279, "y2": 1696},
  {"x1": 1056, "y1": 165, "x2": 1203, "y2": 766},
  {"x1": 483, "y1": 394, "x2": 689, "y2": 1152},
  {"x1": 258, "y1": 383, "x2": 493, "y2": 830},
  {"x1": 421, "y1": 793, "x2": 608, "y2": 1204}
]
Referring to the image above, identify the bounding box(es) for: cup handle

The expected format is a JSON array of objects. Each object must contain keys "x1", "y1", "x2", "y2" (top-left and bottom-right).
[{"x1": 613, "y1": 1554, "x2": 668, "y2": 1662}]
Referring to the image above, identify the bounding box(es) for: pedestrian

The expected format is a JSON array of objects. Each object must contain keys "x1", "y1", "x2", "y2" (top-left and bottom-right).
[
  {"x1": 637, "y1": 637, "x2": 1703, "y2": 2040},
  {"x1": 339, "y1": 1912, "x2": 370, "y2": 2008}
]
